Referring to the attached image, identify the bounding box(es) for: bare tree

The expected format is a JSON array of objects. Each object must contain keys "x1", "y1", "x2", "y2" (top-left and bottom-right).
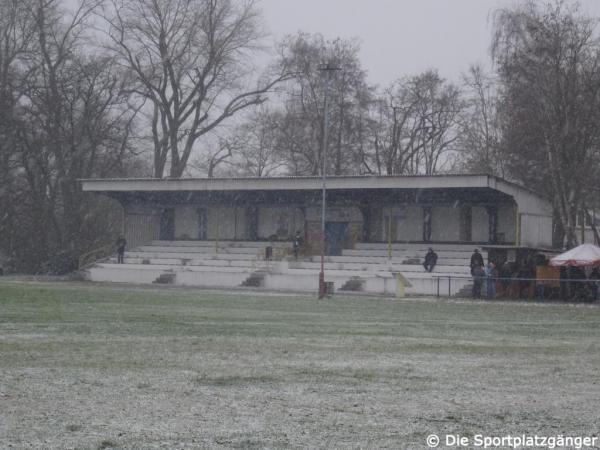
[
  {"x1": 189, "y1": 107, "x2": 284, "y2": 178},
  {"x1": 103, "y1": 0, "x2": 291, "y2": 178},
  {"x1": 274, "y1": 32, "x2": 374, "y2": 175},
  {"x1": 492, "y1": 0, "x2": 600, "y2": 247},
  {"x1": 0, "y1": 0, "x2": 37, "y2": 262},
  {"x1": 229, "y1": 107, "x2": 284, "y2": 177},
  {"x1": 189, "y1": 135, "x2": 233, "y2": 178},
  {"x1": 370, "y1": 70, "x2": 461, "y2": 175},
  {"x1": 2, "y1": 0, "x2": 139, "y2": 272},
  {"x1": 457, "y1": 64, "x2": 504, "y2": 176}
]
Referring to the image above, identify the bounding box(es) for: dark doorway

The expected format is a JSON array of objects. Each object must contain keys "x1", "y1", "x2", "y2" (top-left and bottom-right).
[
  {"x1": 159, "y1": 208, "x2": 175, "y2": 240},
  {"x1": 325, "y1": 222, "x2": 349, "y2": 256},
  {"x1": 423, "y1": 206, "x2": 432, "y2": 242}
]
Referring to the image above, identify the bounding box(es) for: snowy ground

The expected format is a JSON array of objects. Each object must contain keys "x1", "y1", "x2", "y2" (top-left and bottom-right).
[{"x1": 1, "y1": 281, "x2": 600, "y2": 449}]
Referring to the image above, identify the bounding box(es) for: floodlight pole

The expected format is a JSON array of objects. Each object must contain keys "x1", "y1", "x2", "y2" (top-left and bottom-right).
[
  {"x1": 318, "y1": 63, "x2": 340, "y2": 299},
  {"x1": 388, "y1": 105, "x2": 400, "y2": 261}
]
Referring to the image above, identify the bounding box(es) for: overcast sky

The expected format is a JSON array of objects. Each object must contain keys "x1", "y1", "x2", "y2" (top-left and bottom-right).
[{"x1": 258, "y1": 0, "x2": 600, "y2": 88}]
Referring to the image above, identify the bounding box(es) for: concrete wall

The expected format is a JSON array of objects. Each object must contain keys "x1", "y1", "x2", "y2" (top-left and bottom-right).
[
  {"x1": 495, "y1": 179, "x2": 553, "y2": 247},
  {"x1": 369, "y1": 209, "x2": 383, "y2": 241},
  {"x1": 122, "y1": 189, "x2": 529, "y2": 249},
  {"x1": 235, "y1": 207, "x2": 248, "y2": 240},
  {"x1": 498, "y1": 204, "x2": 516, "y2": 243},
  {"x1": 471, "y1": 206, "x2": 488, "y2": 242},
  {"x1": 431, "y1": 206, "x2": 460, "y2": 241},
  {"x1": 393, "y1": 206, "x2": 423, "y2": 241},
  {"x1": 175, "y1": 207, "x2": 199, "y2": 239},
  {"x1": 206, "y1": 206, "x2": 236, "y2": 240},
  {"x1": 520, "y1": 213, "x2": 553, "y2": 247},
  {"x1": 580, "y1": 227, "x2": 599, "y2": 245}
]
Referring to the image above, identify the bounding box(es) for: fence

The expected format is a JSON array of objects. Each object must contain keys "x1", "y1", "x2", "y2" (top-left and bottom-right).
[
  {"x1": 433, "y1": 275, "x2": 600, "y2": 302},
  {"x1": 78, "y1": 244, "x2": 115, "y2": 270}
]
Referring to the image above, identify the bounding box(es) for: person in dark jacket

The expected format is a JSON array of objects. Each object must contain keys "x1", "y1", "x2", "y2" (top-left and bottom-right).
[
  {"x1": 423, "y1": 248, "x2": 438, "y2": 272},
  {"x1": 292, "y1": 231, "x2": 302, "y2": 260},
  {"x1": 116, "y1": 236, "x2": 127, "y2": 264},
  {"x1": 472, "y1": 264, "x2": 485, "y2": 299},
  {"x1": 470, "y1": 249, "x2": 484, "y2": 275}
]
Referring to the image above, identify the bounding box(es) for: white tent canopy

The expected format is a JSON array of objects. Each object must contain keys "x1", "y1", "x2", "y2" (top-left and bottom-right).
[{"x1": 549, "y1": 243, "x2": 600, "y2": 267}]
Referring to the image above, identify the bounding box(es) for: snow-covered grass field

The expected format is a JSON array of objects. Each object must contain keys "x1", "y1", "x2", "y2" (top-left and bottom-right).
[{"x1": 2, "y1": 281, "x2": 600, "y2": 449}]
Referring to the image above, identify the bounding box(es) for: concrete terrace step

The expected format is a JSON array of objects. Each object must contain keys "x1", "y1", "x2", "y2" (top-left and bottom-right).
[
  {"x1": 314, "y1": 255, "x2": 407, "y2": 264},
  {"x1": 107, "y1": 257, "x2": 267, "y2": 268},
  {"x1": 88, "y1": 265, "x2": 250, "y2": 287},
  {"x1": 89, "y1": 239, "x2": 479, "y2": 295},
  {"x1": 274, "y1": 267, "x2": 397, "y2": 278},
  {"x1": 287, "y1": 261, "x2": 471, "y2": 274},
  {"x1": 125, "y1": 251, "x2": 259, "y2": 261},
  {"x1": 354, "y1": 242, "x2": 490, "y2": 251},
  {"x1": 342, "y1": 249, "x2": 484, "y2": 259},
  {"x1": 275, "y1": 266, "x2": 469, "y2": 282},
  {"x1": 107, "y1": 256, "x2": 472, "y2": 276},
  {"x1": 318, "y1": 255, "x2": 472, "y2": 267},
  {"x1": 150, "y1": 240, "x2": 292, "y2": 248},
  {"x1": 88, "y1": 261, "x2": 472, "y2": 295},
  {"x1": 137, "y1": 245, "x2": 267, "y2": 255},
  {"x1": 96, "y1": 262, "x2": 251, "y2": 273}
]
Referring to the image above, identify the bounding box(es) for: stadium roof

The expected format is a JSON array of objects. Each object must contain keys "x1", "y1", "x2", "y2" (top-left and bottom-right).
[{"x1": 81, "y1": 173, "x2": 533, "y2": 195}]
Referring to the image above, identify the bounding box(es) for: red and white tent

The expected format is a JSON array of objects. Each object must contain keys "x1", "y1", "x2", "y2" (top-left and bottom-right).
[{"x1": 549, "y1": 243, "x2": 600, "y2": 267}]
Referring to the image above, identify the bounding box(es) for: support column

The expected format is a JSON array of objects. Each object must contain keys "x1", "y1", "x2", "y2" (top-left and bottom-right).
[
  {"x1": 359, "y1": 204, "x2": 371, "y2": 242},
  {"x1": 423, "y1": 206, "x2": 432, "y2": 242},
  {"x1": 246, "y1": 205, "x2": 258, "y2": 240}
]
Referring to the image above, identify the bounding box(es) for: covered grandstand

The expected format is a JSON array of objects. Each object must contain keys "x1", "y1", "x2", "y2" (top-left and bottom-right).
[{"x1": 80, "y1": 174, "x2": 555, "y2": 295}]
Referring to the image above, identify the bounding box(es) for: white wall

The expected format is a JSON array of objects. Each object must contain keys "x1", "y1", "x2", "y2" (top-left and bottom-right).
[
  {"x1": 431, "y1": 206, "x2": 460, "y2": 241},
  {"x1": 206, "y1": 206, "x2": 236, "y2": 240},
  {"x1": 520, "y1": 213, "x2": 553, "y2": 247},
  {"x1": 385, "y1": 206, "x2": 422, "y2": 241},
  {"x1": 580, "y1": 228, "x2": 599, "y2": 245},
  {"x1": 498, "y1": 204, "x2": 516, "y2": 243},
  {"x1": 175, "y1": 207, "x2": 199, "y2": 239},
  {"x1": 496, "y1": 179, "x2": 553, "y2": 246},
  {"x1": 471, "y1": 206, "x2": 488, "y2": 242}
]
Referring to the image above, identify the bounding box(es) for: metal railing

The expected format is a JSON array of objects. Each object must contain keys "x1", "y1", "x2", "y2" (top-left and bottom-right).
[
  {"x1": 78, "y1": 244, "x2": 115, "y2": 270},
  {"x1": 433, "y1": 275, "x2": 600, "y2": 302}
]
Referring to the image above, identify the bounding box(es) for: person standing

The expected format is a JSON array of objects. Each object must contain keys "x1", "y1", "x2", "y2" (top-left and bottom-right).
[
  {"x1": 470, "y1": 249, "x2": 484, "y2": 275},
  {"x1": 485, "y1": 261, "x2": 496, "y2": 299},
  {"x1": 423, "y1": 248, "x2": 438, "y2": 272},
  {"x1": 116, "y1": 236, "x2": 127, "y2": 264},
  {"x1": 472, "y1": 264, "x2": 484, "y2": 299},
  {"x1": 292, "y1": 230, "x2": 302, "y2": 261}
]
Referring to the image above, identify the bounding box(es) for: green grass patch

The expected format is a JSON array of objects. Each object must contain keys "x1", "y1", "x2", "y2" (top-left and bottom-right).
[{"x1": 2, "y1": 281, "x2": 600, "y2": 448}]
